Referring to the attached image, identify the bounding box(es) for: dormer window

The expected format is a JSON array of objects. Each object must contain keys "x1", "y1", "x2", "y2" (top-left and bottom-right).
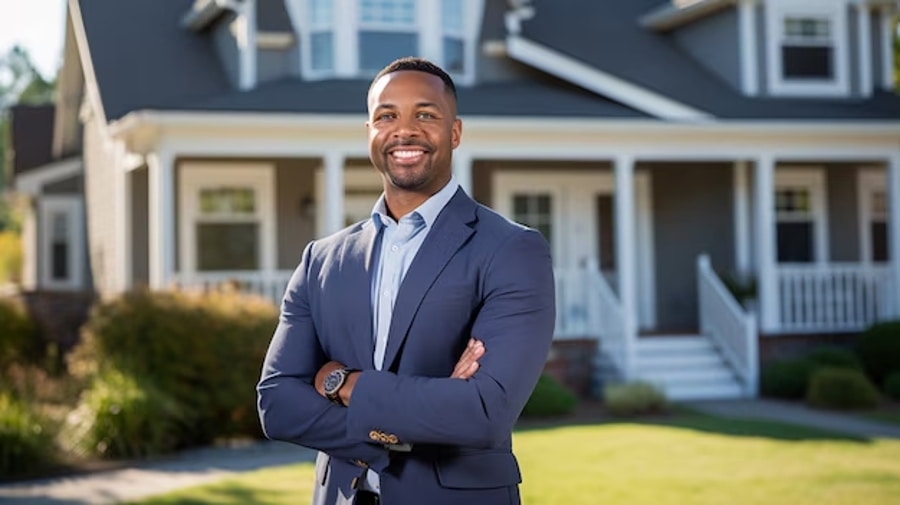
[
  {"x1": 765, "y1": 0, "x2": 849, "y2": 97},
  {"x1": 296, "y1": 0, "x2": 481, "y2": 84}
]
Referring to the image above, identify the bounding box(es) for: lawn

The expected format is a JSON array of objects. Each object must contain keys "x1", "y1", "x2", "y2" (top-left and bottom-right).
[{"x1": 126, "y1": 414, "x2": 900, "y2": 505}]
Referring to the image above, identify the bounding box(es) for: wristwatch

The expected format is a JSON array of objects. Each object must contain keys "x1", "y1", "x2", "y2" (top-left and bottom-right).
[{"x1": 323, "y1": 368, "x2": 358, "y2": 405}]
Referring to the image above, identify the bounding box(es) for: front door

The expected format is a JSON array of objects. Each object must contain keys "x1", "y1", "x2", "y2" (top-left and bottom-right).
[{"x1": 493, "y1": 171, "x2": 655, "y2": 329}]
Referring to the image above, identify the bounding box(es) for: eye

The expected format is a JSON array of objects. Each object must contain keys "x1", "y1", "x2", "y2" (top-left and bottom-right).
[
  {"x1": 374, "y1": 112, "x2": 396, "y2": 122},
  {"x1": 416, "y1": 111, "x2": 436, "y2": 119}
]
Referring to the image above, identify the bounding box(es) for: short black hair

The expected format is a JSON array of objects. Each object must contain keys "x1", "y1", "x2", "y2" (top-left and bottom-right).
[{"x1": 369, "y1": 57, "x2": 457, "y2": 101}]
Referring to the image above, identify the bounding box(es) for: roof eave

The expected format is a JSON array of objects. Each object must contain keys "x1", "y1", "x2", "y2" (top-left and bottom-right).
[{"x1": 641, "y1": 0, "x2": 737, "y2": 32}]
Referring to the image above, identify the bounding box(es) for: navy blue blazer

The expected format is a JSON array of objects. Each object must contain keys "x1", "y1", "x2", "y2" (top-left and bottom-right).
[{"x1": 257, "y1": 188, "x2": 555, "y2": 505}]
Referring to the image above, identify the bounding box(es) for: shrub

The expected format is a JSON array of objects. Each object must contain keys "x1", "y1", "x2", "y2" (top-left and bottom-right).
[
  {"x1": 604, "y1": 381, "x2": 668, "y2": 417},
  {"x1": 806, "y1": 367, "x2": 880, "y2": 411},
  {"x1": 0, "y1": 230, "x2": 22, "y2": 284},
  {"x1": 0, "y1": 392, "x2": 55, "y2": 477},
  {"x1": 857, "y1": 321, "x2": 900, "y2": 386},
  {"x1": 521, "y1": 374, "x2": 577, "y2": 418},
  {"x1": 807, "y1": 346, "x2": 861, "y2": 371},
  {"x1": 0, "y1": 297, "x2": 37, "y2": 371},
  {"x1": 760, "y1": 358, "x2": 813, "y2": 399},
  {"x1": 70, "y1": 289, "x2": 278, "y2": 446},
  {"x1": 64, "y1": 370, "x2": 184, "y2": 459},
  {"x1": 884, "y1": 371, "x2": 900, "y2": 401}
]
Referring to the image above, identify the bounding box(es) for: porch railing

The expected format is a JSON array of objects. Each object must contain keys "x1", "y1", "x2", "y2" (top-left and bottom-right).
[
  {"x1": 171, "y1": 270, "x2": 295, "y2": 306},
  {"x1": 554, "y1": 267, "x2": 627, "y2": 378},
  {"x1": 777, "y1": 263, "x2": 893, "y2": 333},
  {"x1": 697, "y1": 255, "x2": 758, "y2": 396}
]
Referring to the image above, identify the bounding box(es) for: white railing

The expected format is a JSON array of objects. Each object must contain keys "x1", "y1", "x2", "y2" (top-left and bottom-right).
[
  {"x1": 171, "y1": 270, "x2": 295, "y2": 307},
  {"x1": 554, "y1": 267, "x2": 628, "y2": 379},
  {"x1": 777, "y1": 263, "x2": 893, "y2": 333},
  {"x1": 697, "y1": 255, "x2": 758, "y2": 397}
]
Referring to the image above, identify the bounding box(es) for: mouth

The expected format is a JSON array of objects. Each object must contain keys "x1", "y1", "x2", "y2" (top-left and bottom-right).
[{"x1": 386, "y1": 145, "x2": 430, "y2": 164}]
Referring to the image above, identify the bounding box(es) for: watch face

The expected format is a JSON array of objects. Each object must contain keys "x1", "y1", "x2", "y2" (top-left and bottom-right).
[{"x1": 323, "y1": 370, "x2": 344, "y2": 394}]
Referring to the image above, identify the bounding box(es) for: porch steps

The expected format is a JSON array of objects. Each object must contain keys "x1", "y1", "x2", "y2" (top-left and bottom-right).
[{"x1": 631, "y1": 335, "x2": 744, "y2": 401}]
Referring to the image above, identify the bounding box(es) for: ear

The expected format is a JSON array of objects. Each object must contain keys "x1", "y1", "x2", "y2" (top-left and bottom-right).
[{"x1": 451, "y1": 118, "x2": 462, "y2": 149}]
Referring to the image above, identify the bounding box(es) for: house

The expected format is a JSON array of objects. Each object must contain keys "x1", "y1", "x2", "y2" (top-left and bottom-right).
[{"x1": 11, "y1": 0, "x2": 900, "y2": 400}]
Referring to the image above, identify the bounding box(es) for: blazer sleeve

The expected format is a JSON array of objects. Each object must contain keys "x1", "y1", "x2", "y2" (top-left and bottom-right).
[
  {"x1": 345, "y1": 228, "x2": 556, "y2": 448},
  {"x1": 257, "y1": 242, "x2": 390, "y2": 470}
]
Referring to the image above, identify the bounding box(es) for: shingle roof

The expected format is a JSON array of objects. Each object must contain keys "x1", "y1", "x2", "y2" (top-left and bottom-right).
[
  {"x1": 9, "y1": 105, "x2": 55, "y2": 176},
  {"x1": 519, "y1": 0, "x2": 900, "y2": 119},
  {"x1": 257, "y1": 0, "x2": 293, "y2": 32}
]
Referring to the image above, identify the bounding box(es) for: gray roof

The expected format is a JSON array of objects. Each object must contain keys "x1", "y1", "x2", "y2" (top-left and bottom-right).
[
  {"x1": 9, "y1": 105, "x2": 55, "y2": 176},
  {"x1": 520, "y1": 0, "x2": 900, "y2": 120},
  {"x1": 76, "y1": 0, "x2": 900, "y2": 123}
]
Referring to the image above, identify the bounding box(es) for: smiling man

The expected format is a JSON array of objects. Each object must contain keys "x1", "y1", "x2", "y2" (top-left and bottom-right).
[{"x1": 257, "y1": 57, "x2": 556, "y2": 505}]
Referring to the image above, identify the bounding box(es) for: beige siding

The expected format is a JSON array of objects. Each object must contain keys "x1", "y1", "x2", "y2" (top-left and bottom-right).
[{"x1": 82, "y1": 116, "x2": 118, "y2": 297}]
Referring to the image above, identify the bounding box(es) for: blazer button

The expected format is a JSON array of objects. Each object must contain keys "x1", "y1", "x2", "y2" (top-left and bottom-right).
[{"x1": 369, "y1": 430, "x2": 380, "y2": 441}]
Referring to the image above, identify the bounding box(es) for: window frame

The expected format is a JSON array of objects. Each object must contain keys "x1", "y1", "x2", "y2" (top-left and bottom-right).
[
  {"x1": 38, "y1": 196, "x2": 84, "y2": 291},
  {"x1": 858, "y1": 169, "x2": 888, "y2": 263},
  {"x1": 296, "y1": 0, "x2": 481, "y2": 84},
  {"x1": 179, "y1": 163, "x2": 276, "y2": 275},
  {"x1": 774, "y1": 168, "x2": 829, "y2": 265},
  {"x1": 765, "y1": 0, "x2": 849, "y2": 97}
]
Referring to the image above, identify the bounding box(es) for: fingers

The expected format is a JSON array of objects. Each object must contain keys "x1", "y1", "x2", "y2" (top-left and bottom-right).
[{"x1": 451, "y1": 338, "x2": 484, "y2": 379}]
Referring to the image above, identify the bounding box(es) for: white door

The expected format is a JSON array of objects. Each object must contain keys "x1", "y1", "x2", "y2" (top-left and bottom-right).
[{"x1": 494, "y1": 171, "x2": 655, "y2": 329}]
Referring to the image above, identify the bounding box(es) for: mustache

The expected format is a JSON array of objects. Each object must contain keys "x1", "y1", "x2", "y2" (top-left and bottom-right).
[{"x1": 383, "y1": 140, "x2": 431, "y2": 154}]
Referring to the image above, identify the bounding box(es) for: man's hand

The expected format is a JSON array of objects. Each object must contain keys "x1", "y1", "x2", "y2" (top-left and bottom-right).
[{"x1": 451, "y1": 338, "x2": 485, "y2": 379}]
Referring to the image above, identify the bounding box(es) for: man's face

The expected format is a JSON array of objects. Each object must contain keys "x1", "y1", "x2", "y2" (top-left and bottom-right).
[{"x1": 366, "y1": 70, "x2": 462, "y2": 197}]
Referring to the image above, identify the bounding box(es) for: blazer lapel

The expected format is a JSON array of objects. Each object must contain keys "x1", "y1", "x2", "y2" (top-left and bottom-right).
[
  {"x1": 381, "y1": 191, "x2": 477, "y2": 371},
  {"x1": 341, "y1": 220, "x2": 379, "y2": 369}
]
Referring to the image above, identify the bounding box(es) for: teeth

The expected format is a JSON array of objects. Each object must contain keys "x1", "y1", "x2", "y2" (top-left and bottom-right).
[{"x1": 392, "y1": 150, "x2": 423, "y2": 159}]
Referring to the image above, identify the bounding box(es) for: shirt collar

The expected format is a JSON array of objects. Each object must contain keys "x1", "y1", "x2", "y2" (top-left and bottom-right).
[{"x1": 372, "y1": 176, "x2": 459, "y2": 230}]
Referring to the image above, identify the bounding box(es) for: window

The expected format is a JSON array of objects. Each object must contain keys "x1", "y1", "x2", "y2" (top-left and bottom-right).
[
  {"x1": 512, "y1": 194, "x2": 553, "y2": 247},
  {"x1": 775, "y1": 170, "x2": 827, "y2": 264},
  {"x1": 299, "y1": 0, "x2": 480, "y2": 82},
  {"x1": 859, "y1": 171, "x2": 888, "y2": 263},
  {"x1": 180, "y1": 164, "x2": 276, "y2": 275},
  {"x1": 766, "y1": 0, "x2": 848, "y2": 96},
  {"x1": 39, "y1": 197, "x2": 84, "y2": 290},
  {"x1": 870, "y1": 191, "x2": 887, "y2": 262}
]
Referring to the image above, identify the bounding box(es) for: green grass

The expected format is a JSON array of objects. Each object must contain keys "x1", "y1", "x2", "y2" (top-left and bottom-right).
[{"x1": 125, "y1": 414, "x2": 900, "y2": 505}]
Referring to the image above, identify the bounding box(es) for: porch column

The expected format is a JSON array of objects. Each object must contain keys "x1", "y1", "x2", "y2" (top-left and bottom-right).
[
  {"x1": 754, "y1": 155, "x2": 778, "y2": 332},
  {"x1": 147, "y1": 148, "x2": 175, "y2": 290},
  {"x1": 733, "y1": 160, "x2": 752, "y2": 275},
  {"x1": 889, "y1": 154, "x2": 900, "y2": 317},
  {"x1": 614, "y1": 154, "x2": 637, "y2": 380},
  {"x1": 324, "y1": 152, "x2": 345, "y2": 235},
  {"x1": 452, "y1": 150, "x2": 472, "y2": 195},
  {"x1": 113, "y1": 141, "x2": 133, "y2": 293}
]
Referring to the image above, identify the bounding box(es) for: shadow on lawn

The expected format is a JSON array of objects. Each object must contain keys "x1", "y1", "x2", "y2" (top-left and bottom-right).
[{"x1": 514, "y1": 402, "x2": 868, "y2": 444}]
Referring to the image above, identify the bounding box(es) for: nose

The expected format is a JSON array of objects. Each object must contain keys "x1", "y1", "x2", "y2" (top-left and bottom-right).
[{"x1": 392, "y1": 115, "x2": 421, "y2": 139}]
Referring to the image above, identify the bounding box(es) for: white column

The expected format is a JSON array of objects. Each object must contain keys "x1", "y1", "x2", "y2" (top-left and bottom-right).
[
  {"x1": 452, "y1": 150, "x2": 472, "y2": 195},
  {"x1": 754, "y1": 155, "x2": 778, "y2": 333},
  {"x1": 113, "y1": 142, "x2": 133, "y2": 293},
  {"x1": 889, "y1": 154, "x2": 900, "y2": 318},
  {"x1": 614, "y1": 154, "x2": 637, "y2": 380},
  {"x1": 236, "y1": 0, "x2": 257, "y2": 90},
  {"x1": 147, "y1": 148, "x2": 175, "y2": 290},
  {"x1": 881, "y1": 7, "x2": 895, "y2": 91},
  {"x1": 739, "y1": 0, "x2": 759, "y2": 96},
  {"x1": 734, "y1": 160, "x2": 752, "y2": 275},
  {"x1": 857, "y1": 3, "x2": 873, "y2": 98},
  {"x1": 324, "y1": 152, "x2": 345, "y2": 235}
]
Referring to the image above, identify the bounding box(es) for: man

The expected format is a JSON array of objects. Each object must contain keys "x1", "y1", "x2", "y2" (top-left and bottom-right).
[{"x1": 257, "y1": 57, "x2": 555, "y2": 505}]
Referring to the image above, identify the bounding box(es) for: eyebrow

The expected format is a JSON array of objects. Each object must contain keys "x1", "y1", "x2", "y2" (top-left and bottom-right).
[{"x1": 373, "y1": 101, "x2": 441, "y2": 110}]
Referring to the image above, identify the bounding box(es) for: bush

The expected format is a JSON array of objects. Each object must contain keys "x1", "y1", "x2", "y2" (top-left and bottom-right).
[
  {"x1": 521, "y1": 374, "x2": 577, "y2": 418},
  {"x1": 0, "y1": 393, "x2": 55, "y2": 477},
  {"x1": 806, "y1": 367, "x2": 880, "y2": 411},
  {"x1": 0, "y1": 297, "x2": 37, "y2": 371},
  {"x1": 857, "y1": 321, "x2": 900, "y2": 386},
  {"x1": 604, "y1": 381, "x2": 668, "y2": 417},
  {"x1": 760, "y1": 358, "x2": 813, "y2": 399},
  {"x1": 70, "y1": 289, "x2": 278, "y2": 447},
  {"x1": 0, "y1": 230, "x2": 22, "y2": 284},
  {"x1": 64, "y1": 371, "x2": 183, "y2": 459},
  {"x1": 807, "y1": 346, "x2": 862, "y2": 370},
  {"x1": 884, "y1": 371, "x2": 900, "y2": 401}
]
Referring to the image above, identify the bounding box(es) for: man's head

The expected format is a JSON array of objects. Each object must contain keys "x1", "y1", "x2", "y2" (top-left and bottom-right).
[{"x1": 366, "y1": 58, "x2": 462, "y2": 211}]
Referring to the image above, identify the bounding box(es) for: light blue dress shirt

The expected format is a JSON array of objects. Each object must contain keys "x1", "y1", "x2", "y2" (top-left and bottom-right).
[{"x1": 363, "y1": 176, "x2": 459, "y2": 493}]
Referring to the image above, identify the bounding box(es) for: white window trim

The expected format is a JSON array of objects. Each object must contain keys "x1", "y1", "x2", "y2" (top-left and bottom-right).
[
  {"x1": 38, "y1": 196, "x2": 84, "y2": 291},
  {"x1": 858, "y1": 168, "x2": 887, "y2": 264},
  {"x1": 774, "y1": 168, "x2": 829, "y2": 264},
  {"x1": 179, "y1": 163, "x2": 276, "y2": 275},
  {"x1": 765, "y1": 0, "x2": 850, "y2": 97},
  {"x1": 294, "y1": 0, "x2": 483, "y2": 85},
  {"x1": 492, "y1": 171, "x2": 656, "y2": 330}
]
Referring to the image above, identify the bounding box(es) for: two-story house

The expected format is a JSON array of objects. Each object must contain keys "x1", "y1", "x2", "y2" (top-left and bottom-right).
[{"x1": 12, "y1": 0, "x2": 900, "y2": 400}]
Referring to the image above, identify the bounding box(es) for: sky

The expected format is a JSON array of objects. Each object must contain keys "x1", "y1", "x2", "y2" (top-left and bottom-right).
[{"x1": 0, "y1": 0, "x2": 67, "y2": 80}]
